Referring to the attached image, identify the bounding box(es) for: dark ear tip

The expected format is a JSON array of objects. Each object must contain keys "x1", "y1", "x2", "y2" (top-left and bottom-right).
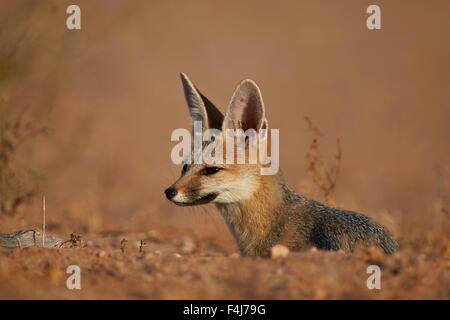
[
  {"x1": 180, "y1": 73, "x2": 194, "y2": 90},
  {"x1": 180, "y1": 72, "x2": 189, "y2": 81}
]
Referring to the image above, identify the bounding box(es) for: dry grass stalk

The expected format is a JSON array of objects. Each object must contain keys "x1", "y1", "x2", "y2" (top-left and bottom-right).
[
  {"x1": 433, "y1": 163, "x2": 449, "y2": 217},
  {"x1": 42, "y1": 195, "x2": 46, "y2": 247},
  {"x1": 304, "y1": 116, "x2": 342, "y2": 207},
  {"x1": 16, "y1": 238, "x2": 22, "y2": 249}
]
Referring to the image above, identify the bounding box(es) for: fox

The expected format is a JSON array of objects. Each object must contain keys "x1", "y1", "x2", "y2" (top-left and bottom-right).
[{"x1": 164, "y1": 72, "x2": 399, "y2": 257}]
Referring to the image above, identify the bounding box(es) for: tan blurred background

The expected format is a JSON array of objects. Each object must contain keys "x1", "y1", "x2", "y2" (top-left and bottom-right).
[{"x1": 1, "y1": 0, "x2": 449, "y2": 249}]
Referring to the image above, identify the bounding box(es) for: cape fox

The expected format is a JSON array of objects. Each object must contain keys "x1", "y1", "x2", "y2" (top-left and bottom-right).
[{"x1": 164, "y1": 73, "x2": 399, "y2": 257}]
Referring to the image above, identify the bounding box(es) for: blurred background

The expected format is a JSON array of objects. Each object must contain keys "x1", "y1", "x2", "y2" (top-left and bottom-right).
[{"x1": 1, "y1": 0, "x2": 449, "y2": 251}]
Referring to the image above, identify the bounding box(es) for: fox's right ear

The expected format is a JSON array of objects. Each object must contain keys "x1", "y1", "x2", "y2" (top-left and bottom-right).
[
  {"x1": 222, "y1": 79, "x2": 268, "y2": 133},
  {"x1": 180, "y1": 73, "x2": 224, "y2": 131}
]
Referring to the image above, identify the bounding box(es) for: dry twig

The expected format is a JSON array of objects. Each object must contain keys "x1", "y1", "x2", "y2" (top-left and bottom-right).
[
  {"x1": 304, "y1": 116, "x2": 342, "y2": 207},
  {"x1": 42, "y1": 195, "x2": 46, "y2": 247}
]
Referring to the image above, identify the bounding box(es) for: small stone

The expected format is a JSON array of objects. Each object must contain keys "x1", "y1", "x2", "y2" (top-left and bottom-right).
[
  {"x1": 270, "y1": 244, "x2": 290, "y2": 259},
  {"x1": 97, "y1": 250, "x2": 107, "y2": 258},
  {"x1": 229, "y1": 252, "x2": 240, "y2": 259},
  {"x1": 173, "y1": 253, "x2": 182, "y2": 259},
  {"x1": 175, "y1": 237, "x2": 197, "y2": 254}
]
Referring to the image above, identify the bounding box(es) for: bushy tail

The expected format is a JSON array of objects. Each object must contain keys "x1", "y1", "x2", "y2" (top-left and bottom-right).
[{"x1": 367, "y1": 224, "x2": 399, "y2": 254}]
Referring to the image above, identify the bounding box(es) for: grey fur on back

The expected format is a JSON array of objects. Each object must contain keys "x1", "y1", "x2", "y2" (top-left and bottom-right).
[{"x1": 281, "y1": 184, "x2": 399, "y2": 255}]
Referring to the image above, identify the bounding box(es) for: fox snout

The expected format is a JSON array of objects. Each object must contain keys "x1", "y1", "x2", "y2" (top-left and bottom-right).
[
  {"x1": 164, "y1": 187, "x2": 177, "y2": 200},
  {"x1": 164, "y1": 183, "x2": 219, "y2": 206}
]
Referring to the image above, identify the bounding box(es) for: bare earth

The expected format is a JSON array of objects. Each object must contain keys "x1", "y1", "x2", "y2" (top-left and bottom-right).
[{"x1": 0, "y1": 228, "x2": 448, "y2": 299}]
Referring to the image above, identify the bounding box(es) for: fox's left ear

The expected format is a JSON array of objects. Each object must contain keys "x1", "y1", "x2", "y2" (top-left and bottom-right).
[
  {"x1": 222, "y1": 79, "x2": 268, "y2": 133},
  {"x1": 180, "y1": 72, "x2": 224, "y2": 131}
]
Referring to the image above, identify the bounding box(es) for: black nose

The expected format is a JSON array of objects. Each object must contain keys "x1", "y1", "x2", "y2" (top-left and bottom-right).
[{"x1": 164, "y1": 188, "x2": 177, "y2": 200}]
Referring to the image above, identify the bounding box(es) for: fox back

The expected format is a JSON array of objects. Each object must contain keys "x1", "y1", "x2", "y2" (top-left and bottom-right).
[{"x1": 164, "y1": 73, "x2": 399, "y2": 257}]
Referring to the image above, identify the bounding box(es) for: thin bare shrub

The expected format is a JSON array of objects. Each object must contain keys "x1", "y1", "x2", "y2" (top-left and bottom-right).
[
  {"x1": 304, "y1": 116, "x2": 342, "y2": 207},
  {"x1": 0, "y1": 4, "x2": 62, "y2": 216}
]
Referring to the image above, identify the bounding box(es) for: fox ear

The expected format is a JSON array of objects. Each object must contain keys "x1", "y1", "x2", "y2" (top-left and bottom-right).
[
  {"x1": 222, "y1": 79, "x2": 268, "y2": 132},
  {"x1": 180, "y1": 72, "x2": 224, "y2": 131}
]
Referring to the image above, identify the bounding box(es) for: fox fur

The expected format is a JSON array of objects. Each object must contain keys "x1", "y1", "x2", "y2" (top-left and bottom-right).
[{"x1": 165, "y1": 73, "x2": 399, "y2": 257}]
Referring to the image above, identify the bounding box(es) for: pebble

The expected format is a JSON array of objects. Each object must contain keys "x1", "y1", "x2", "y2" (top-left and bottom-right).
[
  {"x1": 270, "y1": 244, "x2": 290, "y2": 259},
  {"x1": 96, "y1": 250, "x2": 107, "y2": 258},
  {"x1": 175, "y1": 237, "x2": 197, "y2": 254}
]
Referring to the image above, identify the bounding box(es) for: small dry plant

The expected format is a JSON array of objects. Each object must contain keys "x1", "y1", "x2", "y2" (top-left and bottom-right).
[
  {"x1": 59, "y1": 233, "x2": 85, "y2": 248},
  {"x1": 304, "y1": 116, "x2": 342, "y2": 207},
  {"x1": 0, "y1": 105, "x2": 48, "y2": 215},
  {"x1": 120, "y1": 238, "x2": 128, "y2": 253},
  {"x1": 139, "y1": 239, "x2": 146, "y2": 254}
]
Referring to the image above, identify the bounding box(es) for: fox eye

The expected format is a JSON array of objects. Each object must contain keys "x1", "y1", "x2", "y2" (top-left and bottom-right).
[
  {"x1": 181, "y1": 164, "x2": 188, "y2": 174},
  {"x1": 201, "y1": 167, "x2": 222, "y2": 175}
]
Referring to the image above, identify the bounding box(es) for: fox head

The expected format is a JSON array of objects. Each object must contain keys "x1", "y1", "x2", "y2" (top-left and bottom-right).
[{"x1": 164, "y1": 73, "x2": 278, "y2": 206}]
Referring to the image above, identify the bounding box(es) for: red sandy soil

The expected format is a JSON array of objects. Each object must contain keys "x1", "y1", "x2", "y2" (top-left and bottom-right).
[{"x1": 0, "y1": 228, "x2": 448, "y2": 299}]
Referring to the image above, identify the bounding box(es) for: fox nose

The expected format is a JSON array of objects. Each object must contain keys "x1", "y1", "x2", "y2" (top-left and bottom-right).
[{"x1": 164, "y1": 187, "x2": 177, "y2": 200}]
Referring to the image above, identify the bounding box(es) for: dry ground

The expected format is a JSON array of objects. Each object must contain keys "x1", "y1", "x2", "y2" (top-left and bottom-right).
[{"x1": 0, "y1": 226, "x2": 448, "y2": 299}]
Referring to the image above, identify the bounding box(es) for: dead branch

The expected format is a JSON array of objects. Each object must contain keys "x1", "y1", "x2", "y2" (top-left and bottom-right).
[{"x1": 0, "y1": 229, "x2": 62, "y2": 251}]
